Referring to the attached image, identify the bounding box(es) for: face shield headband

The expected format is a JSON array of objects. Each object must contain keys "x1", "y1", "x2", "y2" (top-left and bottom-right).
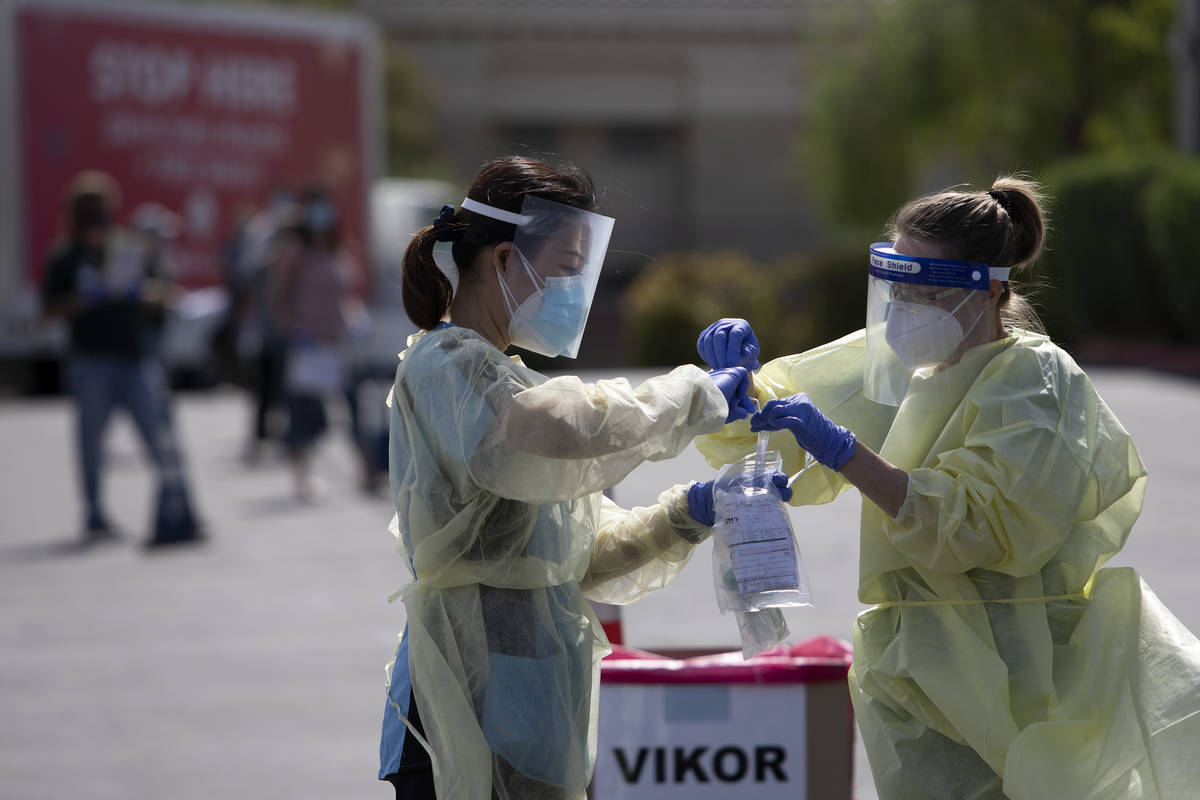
[
  {"x1": 868, "y1": 243, "x2": 1010, "y2": 289},
  {"x1": 460, "y1": 195, "x2": 615, "y2": 359},
  {"x1": 864, "y1": 243, "x2": 1010, "y2": 406}
]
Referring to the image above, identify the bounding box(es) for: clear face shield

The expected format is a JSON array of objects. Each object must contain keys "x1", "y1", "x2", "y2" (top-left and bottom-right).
[
  {"x1": 864, "y1": 243, "x2": 1009, "y2": 406},
  {"x1": 462, "y1": 195, "x2": 614, "y2": 359}
]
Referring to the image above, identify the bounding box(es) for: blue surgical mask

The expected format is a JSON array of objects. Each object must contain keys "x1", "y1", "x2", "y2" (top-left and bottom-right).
[
  {"x1": 526, "y1": 275, "x2": 588, "y2": 353},
  {"x1": 305, "y1": 200, "x2": 337, "y2": 232},
  {"x1": 500, "y1": 250, "x2": 593, "y2": 357}
]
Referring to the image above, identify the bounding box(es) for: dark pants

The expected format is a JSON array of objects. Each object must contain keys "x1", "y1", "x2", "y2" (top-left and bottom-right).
[
  {"x1": 383, "y1": 688, "x2": 436, "y2": 799},
  {"x1": 253, "y1": 340, "x2": 285, "y2": 443},
  {"x1": 284, "y1": 393, "x2": 328, "y2": 453}
]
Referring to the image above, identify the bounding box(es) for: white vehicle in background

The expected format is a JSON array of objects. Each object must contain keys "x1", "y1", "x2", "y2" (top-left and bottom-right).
[
  {"x1": 359, "y1": 177, "x2": 456, "y2": 369},
  {"x1": 343, "y1": 178, "x2": 455, "y2": 446}
]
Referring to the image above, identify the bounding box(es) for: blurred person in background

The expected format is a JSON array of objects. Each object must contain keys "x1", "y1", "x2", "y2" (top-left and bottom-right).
[
  {"x1": 695, "y1": 177, "x2": 1200, "y2": 799},
  {"x1": 228, "y1": 187, "x2": 297, "y2": 464},
  {"x1": 129, "y1": 201, "x2": 184, "y2": 377},
  {"x1": 272, "y1": 184, "x2": 372, "y2": 501},
  {"x1": 214, "y1": 203, "x2": 255, "y2": 387},
  {"x1": 41, "y1": 170, "x2": 204, "y2": 547},
  {"x1": 377, "y1": 156, "x2": 771, "y2": 799}
]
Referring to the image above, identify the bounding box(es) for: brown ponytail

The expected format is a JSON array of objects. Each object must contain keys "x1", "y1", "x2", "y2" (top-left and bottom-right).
[
  {"x1": 985, "y1": 176, "x2": 1046, "y2": 268},
  {"x1": 401, "y1": 224, "x2": 454, "y2": 331}
]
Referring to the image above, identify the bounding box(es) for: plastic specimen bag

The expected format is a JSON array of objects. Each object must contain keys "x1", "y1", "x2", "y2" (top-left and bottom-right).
[{"x1": 712, "y1": 447, "x2": 812, "y2": 657}]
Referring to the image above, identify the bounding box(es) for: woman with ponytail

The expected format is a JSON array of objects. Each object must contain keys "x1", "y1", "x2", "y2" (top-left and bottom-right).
[
  {"x1": 694, "y1": 176, "x2": 1200, "y2": 799},
  {"x1": 377, "y1": 156, "x2": 779, "y2": 799}
]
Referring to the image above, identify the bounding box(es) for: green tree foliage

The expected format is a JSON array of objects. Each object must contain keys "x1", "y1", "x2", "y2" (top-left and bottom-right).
[
  {"x1": 383, "y1": 46, "x2": 443, "y2": 177},
  {"x1": 624, "y1": 249, "x2": 865, "y2": 367},
  {"x1": 1039, "y1": 152, "x2": 1200, "y2": 347},
  {"x1": 800, "y1": 0, "x2": 1176, "y2": 231}
]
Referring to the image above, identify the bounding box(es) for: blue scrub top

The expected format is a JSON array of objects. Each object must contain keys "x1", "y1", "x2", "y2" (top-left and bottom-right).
[{"x1": 379, "y1": 624, "x2": 413, "y2": 778}]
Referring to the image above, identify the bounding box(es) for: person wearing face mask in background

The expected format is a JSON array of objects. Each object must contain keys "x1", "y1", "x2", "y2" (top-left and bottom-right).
[
  {"x1": 272, "y1": 185, "x2": 372, "y2": 501},
  {"x1": 41, "y1": 170, "x2": 205, "y2": 546},
  {"x1": 376, "y1": 156, "x2": 780, "y2": 800},
  {"x1": 695, "y1": 176, "x2": 1200, "y2": 799}
]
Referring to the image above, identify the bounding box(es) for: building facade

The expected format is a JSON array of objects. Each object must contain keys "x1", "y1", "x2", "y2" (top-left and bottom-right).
[{"x1": 361, "y1": 0, "x2": 860, "y2": 363}]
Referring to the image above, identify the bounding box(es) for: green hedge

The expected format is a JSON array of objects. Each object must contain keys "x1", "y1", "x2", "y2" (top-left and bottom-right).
[
  {"x1": 623, "y1": 249, "x2": 864, "y2": 367},
  {"x1": 1040, "y1": 152, "x2": 1200, "y2": 347}
]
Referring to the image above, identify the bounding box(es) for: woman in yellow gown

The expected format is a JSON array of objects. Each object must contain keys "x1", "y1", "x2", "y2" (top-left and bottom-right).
[
  {"x1": 378, "y1": 156, "x2": 762, "y2": 799},
  {"x1": 697, "y1": 176, "x2": 1200, "y2": 799}
]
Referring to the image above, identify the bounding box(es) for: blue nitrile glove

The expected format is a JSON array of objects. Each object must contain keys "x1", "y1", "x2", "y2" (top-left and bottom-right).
[
  {"x1": 707, "y1": 366, "x2": 756, "y2": 423},
  {"x1": 697, "y1": 318, "x2": 760, "y2": 371},
  {"x1": 750, "y1": 392, "x2": 857, "y2": 472},
  {"x1": 687, "y1": 472, "x2": 793, "y2": 528},
  {"x1": 770, "y1": 472, "x2": 794, "y2": 503},
  {"x1": 687, "y1": 480, "x2": 716, "y2": 527}
]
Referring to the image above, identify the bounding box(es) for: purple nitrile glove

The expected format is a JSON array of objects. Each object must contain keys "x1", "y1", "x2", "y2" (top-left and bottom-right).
[
  {"x1": 697, "y1": 318, "x2": 760, "y2": 371},
  {"x1": 707, "y1": 366, "x2": 756, "y2": 423},
  {"x1": 750, "y1": 392, "x2": 857, "y2": 472},
  {"x1": 687, "y1": 471, "x2": 793, "y2": 528}
]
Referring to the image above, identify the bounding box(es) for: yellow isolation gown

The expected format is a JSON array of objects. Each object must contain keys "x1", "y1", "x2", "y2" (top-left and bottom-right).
[
  {"x1": 697, "y1": 327, "x2": 1200, "y2": 799},
  {"x1": 384, "y1": 325, "x2": 728, "y2": 800}
]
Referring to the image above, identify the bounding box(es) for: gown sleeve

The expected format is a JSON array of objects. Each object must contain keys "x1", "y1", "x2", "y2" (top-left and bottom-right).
[
  {"x1": 882, "y1": 344, "x2": 1146, "y2": 577},
  {"x1": 579, "y1": 487, "x2": 709, "y2": 605},
  {"x1": 416, "y1": 333, "x2": 728, "y2": 505}
]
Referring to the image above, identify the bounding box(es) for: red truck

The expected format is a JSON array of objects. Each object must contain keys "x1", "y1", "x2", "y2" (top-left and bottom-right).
[{"x1": 0, "y1": 0, "x2": 385, "y2": 391}]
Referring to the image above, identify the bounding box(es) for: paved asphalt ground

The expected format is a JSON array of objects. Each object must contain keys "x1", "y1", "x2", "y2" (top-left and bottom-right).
[{"x1": 2, "y1": 366, "x2": 1198, "y2": 800}]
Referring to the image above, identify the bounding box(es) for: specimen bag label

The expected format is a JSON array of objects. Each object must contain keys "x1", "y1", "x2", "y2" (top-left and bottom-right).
[{"x1": 722, "y1": 495, "x2": 799, "y2": 596}]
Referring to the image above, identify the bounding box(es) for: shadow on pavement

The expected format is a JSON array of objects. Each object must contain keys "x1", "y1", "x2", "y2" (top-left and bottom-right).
[{"x1": 0, "y1": 534, "x2": 122, "y2": 562}]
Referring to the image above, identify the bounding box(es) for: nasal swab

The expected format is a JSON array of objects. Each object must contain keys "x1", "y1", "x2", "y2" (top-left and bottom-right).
[
  {"x1": 754, "y1": 397, "x2": 769, "y2": 473},
  {"x1": 754, "y1": 394, "x2": 816, "y2": 488}
]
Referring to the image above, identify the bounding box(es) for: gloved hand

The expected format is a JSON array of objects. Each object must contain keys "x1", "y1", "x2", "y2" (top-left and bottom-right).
[
  {"x1": 707, "y1": 366, "x2": 756, "y2": 423},
  {"x1": 687, "y1": 480, "x2": 716, "y2": 527},
  {"x1": 750, "y1": 392, "x2": 857, "y2": 472},
  {"x1": 687, "y1": 472, "x2": 793, "y2": 527},
  {"x1": 697, "y1": 318, "x2": 760, "y2": 371}
]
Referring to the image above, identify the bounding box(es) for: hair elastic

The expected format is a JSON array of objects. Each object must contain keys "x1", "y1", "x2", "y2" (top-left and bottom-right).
[{"x1": 432, "y1": 204, "x2": 459, "y2": 242}]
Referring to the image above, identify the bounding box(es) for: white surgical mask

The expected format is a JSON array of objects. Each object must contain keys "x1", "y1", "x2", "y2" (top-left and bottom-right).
[{"x1": 884, "y1": 293, "x2": 980, "y2": 368}]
